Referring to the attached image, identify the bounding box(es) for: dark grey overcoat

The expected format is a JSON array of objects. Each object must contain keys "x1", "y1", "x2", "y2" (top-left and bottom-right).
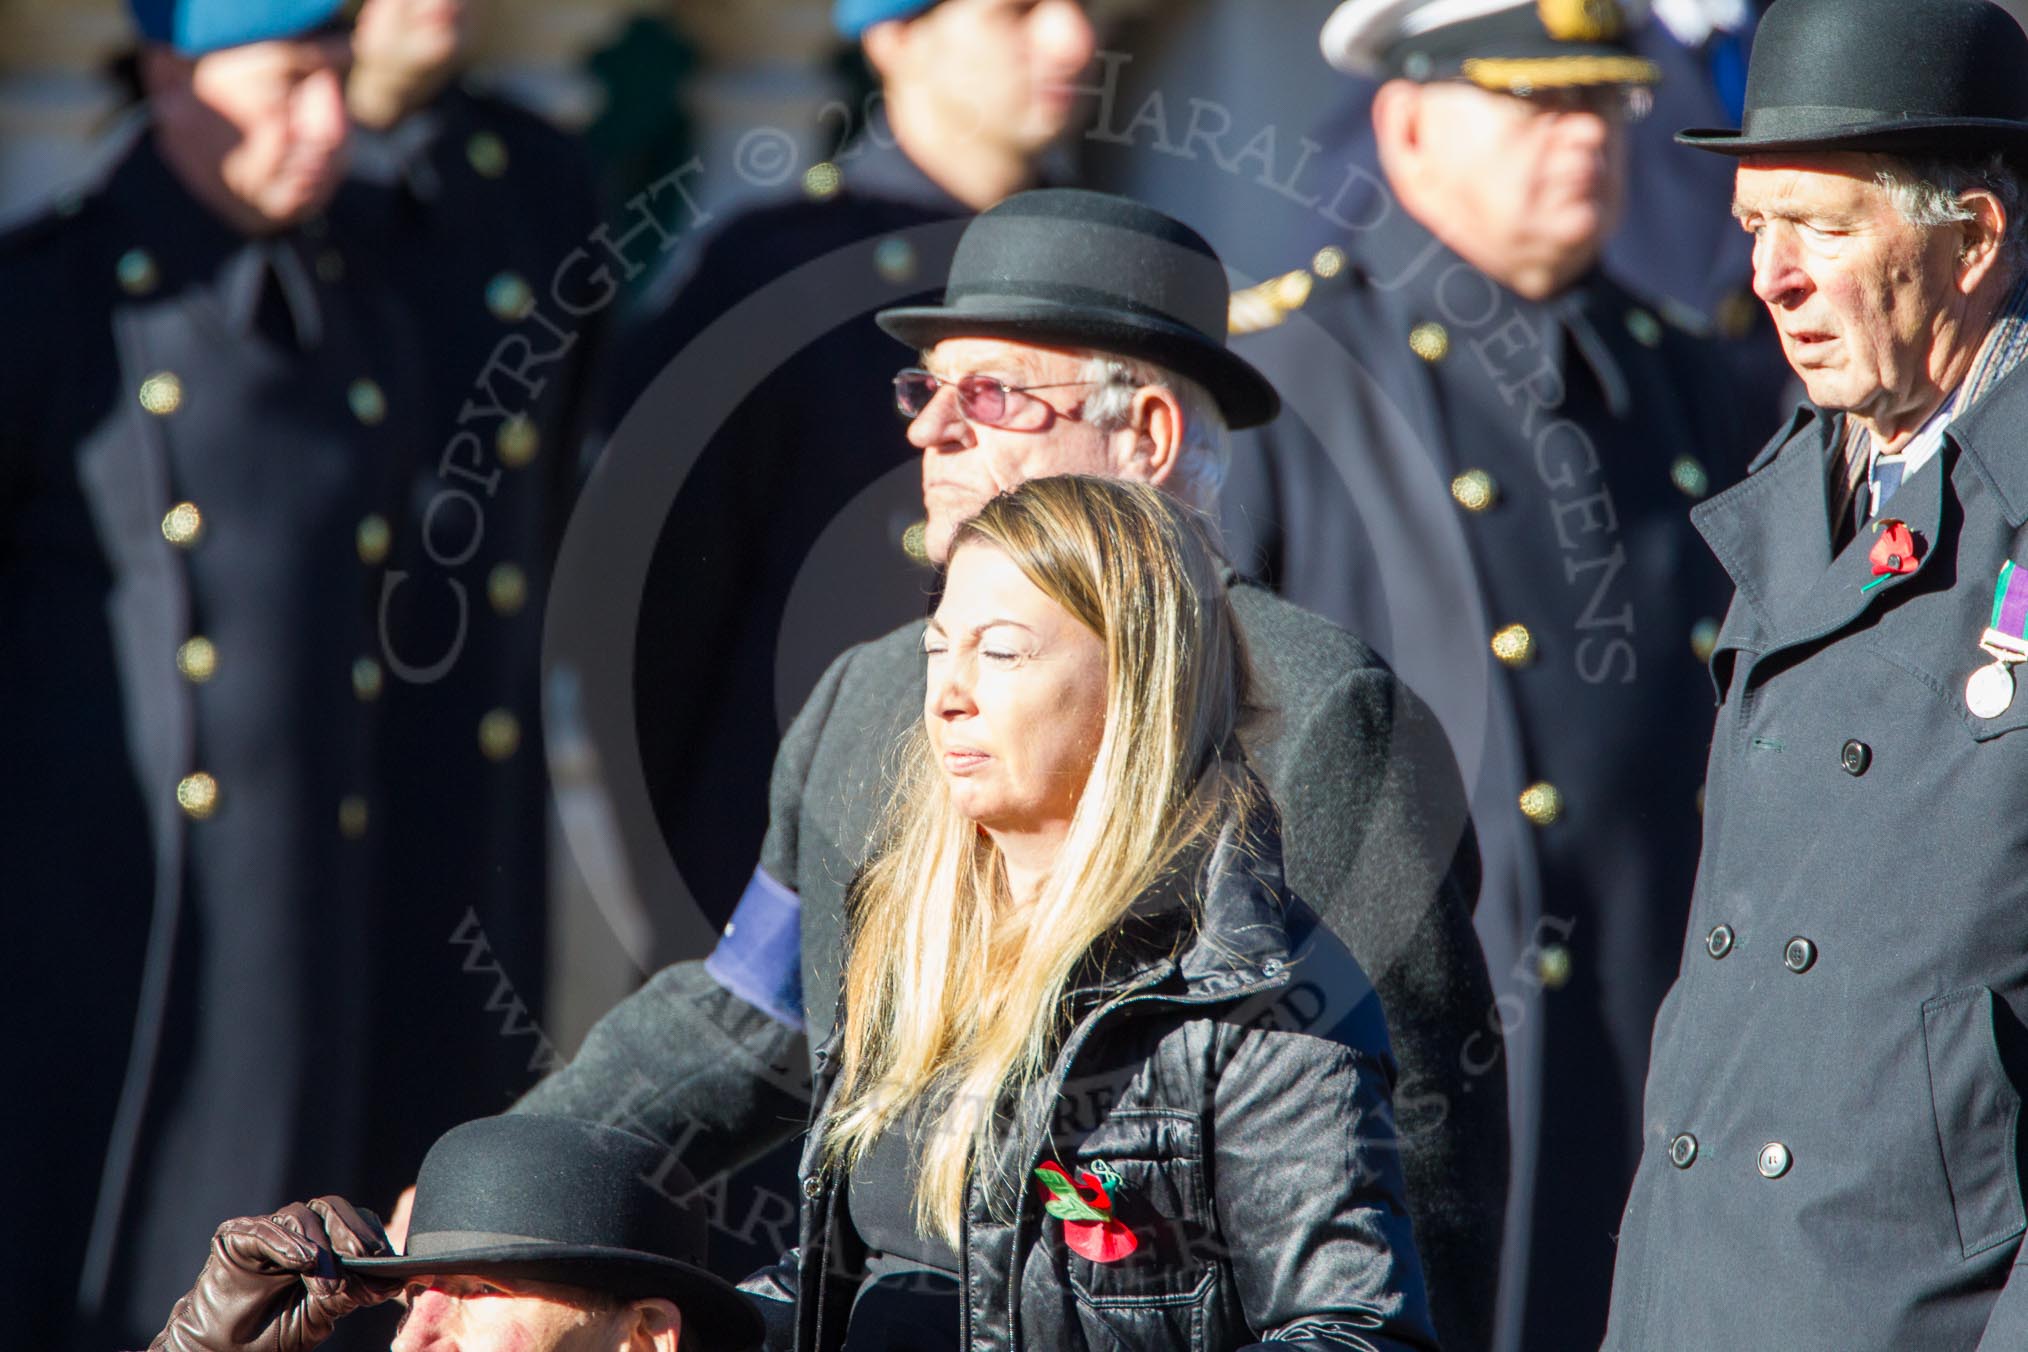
[
  {"x1": 1605, "y1": 370, "x2": 2028, "y2": 1348},
  {"x1": 522, "y1": 576, "x2": 1509, "y2": 1350}
]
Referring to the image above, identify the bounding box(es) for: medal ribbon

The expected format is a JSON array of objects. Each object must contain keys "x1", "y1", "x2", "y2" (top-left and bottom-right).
[{"x1": 1992, "y1": 561, "x2": 2028, "y2": 634}]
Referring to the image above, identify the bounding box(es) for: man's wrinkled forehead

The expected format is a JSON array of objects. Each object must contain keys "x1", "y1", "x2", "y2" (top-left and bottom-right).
[
  {"x1": 1730, "y1": 152, "x2": 1889, "y2": 221},
  {"x1": 921, "y1": 336, "x2": 1085, "y2": 378}
]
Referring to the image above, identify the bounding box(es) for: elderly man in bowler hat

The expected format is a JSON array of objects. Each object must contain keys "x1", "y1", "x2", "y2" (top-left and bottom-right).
[
  {"x1": 517, "y1": 187, "x2": 1507, "y2": 1345},
  {"x1": 1607, "y1": 0, "x2": 2028, "y2": 1345},
  {"x1": 148, "y1": 1115, "x2": 762, "y2": 1352}
]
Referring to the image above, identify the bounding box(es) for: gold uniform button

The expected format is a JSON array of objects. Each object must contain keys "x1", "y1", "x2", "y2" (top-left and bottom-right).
[
  {"x1": 1519, "y1": 781, "x2": 1564, "y2": 826},
  {"x1": 1716, "y1": 289, "x2": 1759, "y2": 340},
  {"x1": 356, "y1": 514, "x2": 392, "y2": 565},
  {"x1": 487, "y1": 562, "x2": 528, "y2": 616},
  {"x1": 802, "y1": 162, "x2": 842, "y2": 200},
  {"x1": 352, "y1": 656, "x2": 384, "y2": 701},
  {"x1": 1537, "y1": 943, "x2": 1573, "y2": 990},
  {"x1": 901, "y1": 520, "x2": 929, "y2": 564},
  {"x1": 138, "y1": 372, "x2": 183, "y2": 416},
  {"x1": 1451, "y1": 469, "x2": 1499, "y2": 512},
  {"x1": 176, "y1": 636, "x2": 218, "y2": 683},
  {"x1": 177, "y1": 771, "x2": 219, "y2": 820},
  {"x1": 496, "y1": 415, "x2": 540, "y2": 468},
  {"x1": 874, "y1": 237, "x2": 917, "y2": 283},
  {"x1": 117, "y1": 248, "x2": 159, "y2": 296},
  {"x1": 486, "y1": 271, "x2": 534, "y2": 322},
  {"x1": 1625, "y1": 306, "x2": 1664, "y2": 348},
  {"x1": 478, "y1": 708, "x2": 521, "y2": 762},
  {"x1": 348, "y1": 378, "x2": 387, "y2": 426},
  {"x1": 1671, "y1": 455, "x2": 1711, "y2": 500},
  {"x1": 1311, "y1": 245, "x2": 1346, "y2": 279},
  {"x1": 162, "y1": 501, "x2": 206, "y2": 548},
  {"x1": 338, "y1": 794, "x2": 370, "y2": 840},
  {"x1": 315, "y1": 249, "x2": 345, "y2": 284},
  {"x1": 1689, "y1": 617, "x2": 1720, "y2": 662},
  {"x1": 1409, "y1": 321, "x2": 1451, "y2": 363},
  {"x1": 1491, "y1": 623, "x2": 1536, "y2": 668},
  {"x1": 467, "y1": 131, "x2": 509, "y2": 178}
]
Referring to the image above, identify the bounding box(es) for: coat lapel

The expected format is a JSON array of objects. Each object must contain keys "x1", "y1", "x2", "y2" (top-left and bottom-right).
[{"x1": 1692, "y1": 405, "x2": 1833, "y2": 630}]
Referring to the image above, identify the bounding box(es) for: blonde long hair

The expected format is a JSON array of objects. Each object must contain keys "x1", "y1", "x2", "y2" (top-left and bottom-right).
[{"x1": 820, "y1": 475, "x2": 1254, "y2": 1245}]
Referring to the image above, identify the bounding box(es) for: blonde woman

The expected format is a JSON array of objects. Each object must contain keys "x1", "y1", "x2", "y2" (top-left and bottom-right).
[{"x1": 739, "y1": 477, "x2": 1436, "y2": 1352}]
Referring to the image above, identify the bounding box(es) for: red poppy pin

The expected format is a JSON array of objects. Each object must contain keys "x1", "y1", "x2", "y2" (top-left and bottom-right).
[
  {"x1": 1034, "y1": 1160, "x2": 1139, "y2": 1263},
  {"x1": 1862, "y1": 518, "x2": 1922, "y2": 593}
]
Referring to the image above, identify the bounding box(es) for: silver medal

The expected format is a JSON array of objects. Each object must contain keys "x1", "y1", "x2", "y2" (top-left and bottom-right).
[{"x1": 1966, "y1": 660, "x2": 2017, "y2": 719}]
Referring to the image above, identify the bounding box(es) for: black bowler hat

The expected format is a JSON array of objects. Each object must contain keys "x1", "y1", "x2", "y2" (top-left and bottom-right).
[
  {"x1": 341, "y1": 1116, "x2": 762, "y2": 1351},
  {"x1": 1678, "y1": 0, "x2": 2028, "y2": 159},
  {"x1": 876, "y1": 189, "x2": 1281, "y2": 429}
]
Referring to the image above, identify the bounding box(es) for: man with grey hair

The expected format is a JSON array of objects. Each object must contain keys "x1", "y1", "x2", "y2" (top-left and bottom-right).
[
  {"x1": 512, "y1": 188, "x2": 1508, "y2": 1344},
  {"x1": 1607, "y1": 0, "x2": 2028, "y2": 1345}
]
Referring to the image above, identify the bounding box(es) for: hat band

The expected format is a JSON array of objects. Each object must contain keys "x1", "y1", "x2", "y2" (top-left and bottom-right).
[
  {"x1": 405, "y1": 1228, "x2": 567, "y2": 1255},
  {"x1": 942, "y1": 280, "x2": 1218, "y2": 342},
  {"x1": 1740, "y1": 103, "x2": 1912, "y2": 141}
]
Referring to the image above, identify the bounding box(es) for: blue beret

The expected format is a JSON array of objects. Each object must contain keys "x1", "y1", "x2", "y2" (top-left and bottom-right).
[
  {"x1": 834, "y1": 0, "x2": 941, "y2": 38},
  {"x1": 129, "y1": 0, "x2": 348, "y2": 55}
]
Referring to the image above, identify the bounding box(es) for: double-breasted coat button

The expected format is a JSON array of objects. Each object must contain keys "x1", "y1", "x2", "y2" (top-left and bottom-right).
[
  {"x1": 486, "y1": 272, "x2": 534, "y2": 322},
  {"x1": 176, "y1": 636, "x2": 218, "y2": 683},
  {"x1": 1716, "y1": 288, "x2": 1759, "y2": 340},
  {"x1": 348, "y1": 378, "x2": 387, "y2": 426},
  {"x1": 162, "y1": 501, "x2": 205, "y2": 547},
  {"x1": 356, "y1": 514, "x2": 391, "y2": 565},
  {"x1": 1690, "y1": 618, "x2": 1720, "y2": 663},
  {"x1": 139, "y1": 371, "x2": 183, "y2": 416},
  {"x1": 874, "y1": 237, "x2": 918, "y2": 283},
  {"x1": 479, "y1": 708, "x2": 521, "y2": 761},
  {"x1": 1840, "y1": 740, "x2": 1872, "y2": 776},
  {"x1": 1668, "y1": 1132, "x2": 1698, "y2": 1168},
  {"x1": 1671, "y1": 455, "x2": 1711, "y2": 500},
  {"x1": 802, "y1": 162, "x2": 843, "y2": 200},
  {"x1": 467, "y1": 131, "x2": 509, "y2": 178},
  {"x1": 177, "y1": 771, "x2": 219, "y2": 820},
  {"x1": 117, "y1": 248, "x2": 159, "y2": 296},
  {"x1": 1311, "y1": 245, "x2": 1346, "y2": 278},
  {"x1": 1451, "y1": 469, "x2": 1499, "y2": 512},
  {"x1": 1758, "y1": 1142, "x2": 1792, "y2": 1179},
  {"x1": 497, "y1": 415, "x2": 539, "y2": 467},
  {"x1": 1705, "y1": 924, "x2": 1734, "y2": 959},
  {"x1": 1491, "y1": 623, "x2": 1537, "y2": 668},
  {"x1": 352, "y1": 657, "x2": 384, "y2": 701},
  {"x1": 1537, "y1": 943, "x2": 1573, "y2": 990},
  {"x1": 1409, "y1": 321, "x2": 1451, "y2": 363},
  {"x1": 1783, "y1": 937, "x2": 1817, "y2": 973},
  {"x1": 338, "y1": 794, "x2": 369, "y2": 839},
  {"x1": 1518, "y1": 781, "x2": 1564, "y2": 826},
  {"x1": 488, "y1": 562, "x2": 528, "y2": 616},
  {"x1": 1625, "y1": 307, "x2": 1664, "y2": 348}
]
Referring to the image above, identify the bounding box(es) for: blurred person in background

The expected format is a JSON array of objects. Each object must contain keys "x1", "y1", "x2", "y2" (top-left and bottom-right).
[
  {"x1": 1220, "y1": 1, "x2": 1747, "y2": 1346},
  {"x1": 597, "y1": 0, "x2": 1097, "y2": 943},
  {"x1": 0, "y1": 0, "x2": 411, "y2": 1343},
  {"x1": 1282, "y1": 0, "x2": 1792, "y2": 426},
  {"x1": 0, "y1": 0, "x2": 590, "y2": 1342},
  {"x1": 334, "y1": 0, "x2": 606, "y2": 1217}
]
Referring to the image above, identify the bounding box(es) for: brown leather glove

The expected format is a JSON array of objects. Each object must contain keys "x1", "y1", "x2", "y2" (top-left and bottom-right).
[{"x1": 148, "y1": 1197, "x2": 401, "y2": 1352}]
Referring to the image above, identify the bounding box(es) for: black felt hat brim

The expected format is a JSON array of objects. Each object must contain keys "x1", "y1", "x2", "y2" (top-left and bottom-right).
[
  {"x1": 877, "y1": 297, "x2": 1281, "y2": 430},
  {"x1": 1678, "y1": 117, "x2": 2028, "y2": 159},
  {"x1": 342, "y1": 1244, "x2": 763, "y2": 1350}
]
